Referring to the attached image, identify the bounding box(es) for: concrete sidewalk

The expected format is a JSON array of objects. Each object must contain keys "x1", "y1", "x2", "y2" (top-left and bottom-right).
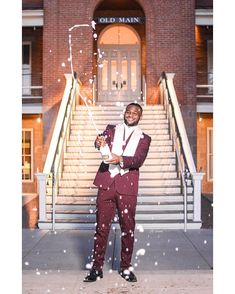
[{"x1": 22, "y1": 229, "x2": 213, "y2": 294}]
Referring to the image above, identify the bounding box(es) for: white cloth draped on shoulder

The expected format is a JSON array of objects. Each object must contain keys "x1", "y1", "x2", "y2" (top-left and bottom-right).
[{"x1": 108, "y1": 123, "x2": 143, "y2": 177}]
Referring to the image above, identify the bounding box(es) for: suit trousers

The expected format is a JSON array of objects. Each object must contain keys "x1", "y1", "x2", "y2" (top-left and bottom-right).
[{"x1": 92, "y1": 179, "x2": 137, "y2": 271}]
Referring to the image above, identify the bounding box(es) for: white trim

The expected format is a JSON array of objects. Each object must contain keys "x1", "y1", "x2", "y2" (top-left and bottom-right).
[
  {"x1": 207, "y1": 127, "x2": 213, "y2": 182},
  {"x1": 22, "y1": 104, "x2": 43, "y2": 114},
  {"x1": 22, "y1": 128, "x2": 34, "y2": 182},
  {"x1": 22, "y1": 10, "x2": 44, "y2": 27},
  {"x1": 195, "y1": 9, "x2": 213, "y2": 25},
  {"x1": 197, "y1": 103, "x2": 213, "y2": 113}
]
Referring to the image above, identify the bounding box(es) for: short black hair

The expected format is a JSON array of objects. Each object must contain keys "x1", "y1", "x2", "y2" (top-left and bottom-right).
[{"x1": 126, "y1": 103, "x2": 143, "y2": 115}]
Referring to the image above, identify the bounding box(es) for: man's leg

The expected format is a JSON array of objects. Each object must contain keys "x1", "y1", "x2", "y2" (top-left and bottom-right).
[
  {"x1": 116, "y1": 194, "x2": 137, "y2": 270},
  {"x1": 92, "y1": 184, "x2": 116, "y2": 270}
]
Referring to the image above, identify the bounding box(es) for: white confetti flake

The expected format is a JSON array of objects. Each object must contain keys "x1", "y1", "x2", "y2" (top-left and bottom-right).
[
  {"x1": 136, "y1": 248, "x2": 146, "y2": 256},
  {"x1": 61, "y1": 62, "x2": 65, "y2": 67},
  {"x1": 154, "y1": 261, "x2": 158, "y2": 266},
  {"x1": 175, "y1": 247, "x2": 179, "y2": 251},
  {"x1": 124, "y1": 208, "x2": 128, "y2": 214},
  {"x1": 137, "y1": 224, "x2": 144, "y2": 232},
  {"x1": 24, "y1": 262, "x2": 29, "y2": 266},
  {"x1": 204, "y1": 240, "x2": 207, "y2": 244},
  {"x1": 85, "y1": 263, "x2": 92, "y2": 269},
  {"x1": 63, "y1": 250, "x2": 67, "y2": 253},
  {"x1": 109, "y1": 241, "x2": 112, "y2": 246}
]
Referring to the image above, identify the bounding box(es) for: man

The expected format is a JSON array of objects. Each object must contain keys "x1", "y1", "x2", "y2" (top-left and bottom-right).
[{"x1": 84, "y1": 103, "x2": 151, "y2": 282}]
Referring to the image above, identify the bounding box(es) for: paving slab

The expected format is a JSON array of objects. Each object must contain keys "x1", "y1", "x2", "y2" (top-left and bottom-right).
[
  {"x1": 23, "y1": 230, "x2": 115, "y2": 271},
  {"x1": 22, "y1": 229, "x2": 213, "y2": 293},
  {"x1": 113, "y1": 229, "x2": 212, "y2": 270},
  {"x1": 22, "y1": 270, "x2": 213, "y2": 294},
  {"x1": 184, "y1": 229, "x2": 213, "y2": 268}
]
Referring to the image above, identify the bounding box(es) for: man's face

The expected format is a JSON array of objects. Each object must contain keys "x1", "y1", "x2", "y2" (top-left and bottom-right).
[{"x1": 124, "y1": 105, "x2": 142, "y2": 126}]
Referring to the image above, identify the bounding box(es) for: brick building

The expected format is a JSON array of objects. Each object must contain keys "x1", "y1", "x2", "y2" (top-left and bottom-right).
[{"x1": 22, "y1": 0, "x2": 213, "y2": 229}]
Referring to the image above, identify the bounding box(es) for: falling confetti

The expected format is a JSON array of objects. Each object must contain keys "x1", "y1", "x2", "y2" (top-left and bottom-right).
[
  {"x1": 85, "y1": 263, "x2": 92, "y2": 269},
  {"x1": 136, "y1": 248, "x2": 146, "y2": 256}
]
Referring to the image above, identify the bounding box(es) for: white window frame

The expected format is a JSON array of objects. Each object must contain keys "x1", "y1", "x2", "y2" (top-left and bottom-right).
[
  {"x1": 22, "y1": 42, "x2": 32, "y2": 95},
  {"x1": 22, "y1": 128, "x2": 34, "y2": 182},
  {"x1": 207, "y1": 127, "x2": 213, "y2": 181}
]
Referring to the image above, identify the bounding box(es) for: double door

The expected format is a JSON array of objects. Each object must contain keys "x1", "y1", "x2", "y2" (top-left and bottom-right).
[{"x1": 98, "y1": 45, "x2": 141, "y2": 102}]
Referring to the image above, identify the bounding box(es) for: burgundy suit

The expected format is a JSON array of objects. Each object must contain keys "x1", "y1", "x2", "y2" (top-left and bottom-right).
[{"x1": 92, "y1": 124, "x2": 151, "y2": 271}]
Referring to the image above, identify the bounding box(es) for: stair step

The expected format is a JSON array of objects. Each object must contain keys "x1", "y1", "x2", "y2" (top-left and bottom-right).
[
  {"x1": 58, "y1": 178, "x2": 182, "y2": 188},
  {"x1": 69, "y1": 129, "x2": 170, "y2": 142},
  {"x1": 70, "y1": 124, "x2": 169, "y2": 134},
  {"x1": 49, "y1": 186, "x2": 193, "y2": 196},
  {"x1": 38, "y1": 220, "x2": 201, "y2": 230},
  {"x1": 49, "y1": 203, "x2": 193, "y2": 211},
  {"x1": 46, "y1": 212, "x2": 193, "y2": 221},
  {"x1": 45, "y1": 194, "x2": 193, "y2": 204},
  {"x1": 64, "y1": 152, "x2": 174, "y2": 164},
  {"x1": 64, "y1": 156, "x2": 176, "y2": 169},
  {"x1": 67, "y1": 139, "x2": 172, "y2": 146},
  {"x1": 73, "y1": 114, "x2": 167, "y2": 120},
  {"x1": 66, "y1": 146, "x2": 173, "y2": 153},
  {"x1": 61, "y1": 171, "x2": 178, "y2": 180},
  {"x1": 75, "y1": 104, "x2": 164, "y2": 111}
]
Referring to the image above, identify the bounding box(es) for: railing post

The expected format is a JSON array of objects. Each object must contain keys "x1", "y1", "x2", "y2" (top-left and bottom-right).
[
  {"x1": 35, "y1": 173, "x2": 48, "y2": 222},
  {"x1": 191, "y1": 172, "x2": 205, "y2": 222}
]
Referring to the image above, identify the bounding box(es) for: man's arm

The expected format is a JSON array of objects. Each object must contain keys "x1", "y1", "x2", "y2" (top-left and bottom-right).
[{"x1": 106, "y1": 135, "x2": 151, "y2": 169}]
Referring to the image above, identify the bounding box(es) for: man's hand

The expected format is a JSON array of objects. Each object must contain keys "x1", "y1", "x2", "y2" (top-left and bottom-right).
[
  {"x1": 95, "y1": 135, "x2": 106, "y2": 149},
  {"x1": 105, "y1": 153, "x2": 122, "y2": 165}
]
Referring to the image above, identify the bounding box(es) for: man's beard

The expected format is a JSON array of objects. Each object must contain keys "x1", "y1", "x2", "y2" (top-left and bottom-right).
[{"x1": 124, "y1": 118, "x2": 139, "y2": 127}]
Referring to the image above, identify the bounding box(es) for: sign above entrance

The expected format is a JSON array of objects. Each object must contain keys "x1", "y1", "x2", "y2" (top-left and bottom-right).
[{"x1": 97, "y1": 17, "x2": 144, "y2": 24}]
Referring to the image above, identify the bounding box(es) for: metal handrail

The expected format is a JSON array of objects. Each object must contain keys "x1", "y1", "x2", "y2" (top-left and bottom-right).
[
  {"x1": 48, "y1": 76, "x2": 79, "y2": 230},
  {"x1": 159, "y1": 72, "x2": 190, "y2": 231}
]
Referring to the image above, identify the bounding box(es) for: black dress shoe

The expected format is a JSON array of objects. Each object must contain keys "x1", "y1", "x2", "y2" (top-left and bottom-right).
[
  {"x1": 83, "y1": 268, "x2": 103, "y2": 282},
  {"x1": 119, "y1": 269, "x2": 137, "y2": 282}
]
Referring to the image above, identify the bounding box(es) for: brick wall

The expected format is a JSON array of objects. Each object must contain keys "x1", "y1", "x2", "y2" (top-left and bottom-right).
[
  {"x1": 22, "y1": 114, "x2": 43, "y2": 194},
  {"x1": 42, "y1": 0, "x2": 197, "y2": 161},
  {"x1": 197, "y1": 113, "x2": 213, "y2": 193}
]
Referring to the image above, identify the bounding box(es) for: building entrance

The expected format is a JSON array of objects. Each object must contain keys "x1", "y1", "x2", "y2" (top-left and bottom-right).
[{"x1": 97, "y1": 25, "x2": 141, "y2": 102}]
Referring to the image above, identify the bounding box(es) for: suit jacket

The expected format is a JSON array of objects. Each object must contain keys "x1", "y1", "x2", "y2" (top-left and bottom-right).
[{"x1": 93, "y1": 124, "x2": 151, "y2": 196}]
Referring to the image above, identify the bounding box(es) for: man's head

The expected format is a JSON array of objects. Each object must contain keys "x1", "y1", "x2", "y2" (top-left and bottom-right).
[{"x1": 124, "y1": 103, "x2": 143, "y2": 126}]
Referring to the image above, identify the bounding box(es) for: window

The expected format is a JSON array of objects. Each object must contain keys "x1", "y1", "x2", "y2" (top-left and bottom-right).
[
  {"x1": 22, "y1": 42, "x2": 32, "y2": 95},
  {"x1": 22, "y1": 129, "x2": 33, "y2": 181},
  {"x1": 207, "y1": 128, "x2": 213, "y2": 181},
  {"x1": 207, "y1": 40, "x2": 213, "y2": 94}
]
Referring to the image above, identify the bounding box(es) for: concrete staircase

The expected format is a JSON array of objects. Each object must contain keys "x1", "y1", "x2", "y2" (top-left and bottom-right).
[{"x1": 41, "y1": 103, "x2": 200, "y2": 229}]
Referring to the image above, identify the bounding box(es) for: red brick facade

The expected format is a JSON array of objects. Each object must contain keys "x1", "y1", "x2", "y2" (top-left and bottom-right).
[{"x1": 42, "y1": 0, "x2": 197, "y2": 161}]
